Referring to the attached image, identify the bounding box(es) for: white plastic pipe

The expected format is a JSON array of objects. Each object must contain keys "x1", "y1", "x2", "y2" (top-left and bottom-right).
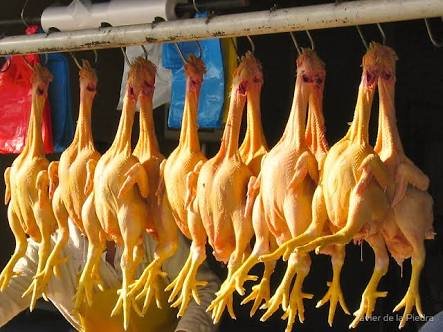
[{"x1": 0, "y1": 0, "x2": 442, "y2": 55}]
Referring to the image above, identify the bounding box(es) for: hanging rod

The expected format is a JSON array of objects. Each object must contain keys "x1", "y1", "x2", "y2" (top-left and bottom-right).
[{"x1": 0, "y1": 0, "x2": 442, "y2": 55}]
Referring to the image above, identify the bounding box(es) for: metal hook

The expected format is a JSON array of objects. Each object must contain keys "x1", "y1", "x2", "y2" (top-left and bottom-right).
[
  {"x1": 23, "y1": 56, "x2": 34, "y2": 70},
  {"x1": 41, "y1": 53, "x2": 48, "y2": 66},
  {"x1": 289, "y1": 31, "x2": 314, "y2": 55},
  {"x1": 174, "y1": 43, "x2": 187, "y2": 65},
  {"x1": 356, "y1": 25, "x2": 369, "y2": 50},
  {"x1": 194, "y1": 41, "x2": 203, "y2": 59},
  {"x1": 21, "y1": 0, "x2": 30, "y2": 28},
  {"x1": 229, "y1": 38, "x2": 240, "y2": 62},
  {"x1": 140, "y1": 45, "x2": 149, "y2": 59},
  {"x1": 121, "y1": 47, "x2": 131, "y2": 66},
  {"x1": 92, "y1": 49, "x2": 98, "y2": 64},
  {"x1": 306, "y1": 30, "x2": 315, "y2": 50},
  {"x1": 0, "y1": 57, "x2": 11, "y2": 73},
  {"x1": 70, "y1": 50, "x2": 98, "y2": 70},
  {"x1": 289, "y1": 31, "x2": 301, "y2": 55},
  {"x1": 376, "y1": 23, "x2": 386, "y2": 44},
  {"x1": 246, "y1": 35, "x2": 255, "y2": 54},
  {"x1": 424, "y1": 18, "x2": 443, "y2": 48},
  {"x1": 70, "y1": 52, "x2": 82, "y2": 70}
]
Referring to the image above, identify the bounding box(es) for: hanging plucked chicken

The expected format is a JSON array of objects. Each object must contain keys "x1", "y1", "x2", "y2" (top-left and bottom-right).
[
  {"x1": 1, "y1": 63, "x2": 57, "y2": 310},
  {"x1": 76, "y1": 58, "x2": 155, "y2": 330}
]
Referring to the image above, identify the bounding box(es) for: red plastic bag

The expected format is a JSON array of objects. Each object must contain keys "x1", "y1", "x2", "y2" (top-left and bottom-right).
[{"x1": 0, "y1": 27, "x2": 53, "y2": 154}]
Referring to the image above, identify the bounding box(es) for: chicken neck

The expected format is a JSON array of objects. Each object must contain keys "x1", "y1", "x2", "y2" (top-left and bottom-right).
[
  {"x1": 22, "y1": 88, "x2": 46, "y2": 157},
  {"x1": 178, "y1": 78, "x2": 201, "y2": 153},
  {"x1": 306, "y1": 84, "x2": 328, "y2": 159},
  {"x1": 73, "y1": 87, "x2": 95, "y2": 150},
  {"x1": 240, "y1": 83, "x2": 267, "y2": 154},
  {"x1": 109, "y1": 90, "x2": 136, "y2": 156},
  {"x1": 345, "y1": 73, "x2": 376, "y2": 146},
  {"x1": 280, "y1": 74, "x2": 309, "y2": 150},
  {"x1": 375, "y1": 77, "x2": 405, "y2": 162},
  {"x1": 218, "y1": 87, "x2": 247, "y2": 159},
  {"x1": 134, "y1": 94, "x2": 160, "y2": 160}
]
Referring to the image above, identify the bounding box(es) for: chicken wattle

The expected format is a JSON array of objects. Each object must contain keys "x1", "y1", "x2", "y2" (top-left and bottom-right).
[{"x1": 1, "y1": 63, "x2": 56, "y2": 311}]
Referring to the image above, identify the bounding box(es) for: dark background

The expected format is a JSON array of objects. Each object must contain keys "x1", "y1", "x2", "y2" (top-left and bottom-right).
[{"x1": 1, "y1": 1, "x2": 443, "y2": 331}]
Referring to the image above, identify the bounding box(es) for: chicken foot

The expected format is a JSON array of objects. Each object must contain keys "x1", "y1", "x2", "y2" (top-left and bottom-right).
[
  {"x1": 349, "y1": 233, "x2": 389, "y2": 328},
  {"x1": 74, "y1": 194, "x2": 105, "y2": 312},
  {"x1": 0, "y1": 204, "x2": 27, "y2": 290},
  {"x1": 130, "y1": 194, "x2": 178, "y2": 313},
  {"x1": 22, "y1": 170, "x2": 57, "y2": 310},
  {"x1": 207, "y1": 205, "x2": 254, "y2": 323},
  {"x1": 165, "y1": 207, "x2": 208, "y2": 317},
  {"x1": 316, "y1": 244, "x2": 350, "y2": 326}
]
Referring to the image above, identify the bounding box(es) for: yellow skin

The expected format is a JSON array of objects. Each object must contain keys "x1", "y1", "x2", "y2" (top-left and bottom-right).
[
  {"x1": 27, "y1": 60, "x2": 101, "y2": 301},
  {"x1": 1, "y1": 64, "x2": 56, "y2": 310},
  {"x1": 161, "y1": 56, "x2": 208, "y2": 317},
  {"x1": 201, "y1": 53, "x2": 262, "y2": 323},
  {"x1": 124, "y1": 61, "x2": 179, "y2": 314},
  {"x1": 270, "y1": 43, "x2": 395, "y2": 329},
  {"x1": 255, "y1": 50, "x2": 326, "y2": 332},
  {"x1": 373, "y1": 46, "x2": 434, "y2": 329},
  {"x1": 209, "y1": 54, "x2": 282, "y2": 321},
  {"x1": 76, "y1": 58, "x2": 154, "y2": 330},
  {"x1": 263, "y1": 55, "x2": 350, "y2": 327}
]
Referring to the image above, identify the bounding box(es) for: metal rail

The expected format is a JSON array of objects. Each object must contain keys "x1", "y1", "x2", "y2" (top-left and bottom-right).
[{"x1": 0, "y1": 0, "x2": 442, "y2": 55}]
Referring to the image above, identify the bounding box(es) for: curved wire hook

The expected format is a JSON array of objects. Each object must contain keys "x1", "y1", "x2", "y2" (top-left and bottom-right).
[
  {"x1": 174, "y1": 43, "x2": 186, "y2": 65},
  {"x1": 140, "y1": 45, "x2": 149, "y2": 59},
  {"x1": 41, "y1": 53, "x2": 48, "y2": 66},
  {"x1": 70, "y1": 50, "x2": 98, "y2": 70},
  {"x1": 289, "y1": 31, "x2": 301, "y2": 55},
  {"x1": 356, "y1": 24, "x2": 386, "y2": 50},
  {"x1": 377, "y1": 23, "x2": 386, "y2": 45},
  {"x1": 306, "y1": 30, "x2": 315, "y2": 50},
  {"x1": 246, "y1": 36, "x2": 255, "y2": 54},
  {"x1": 23, "y1": 56, "x2": 34, "y2": 70},
  {"x1": 424, "y1": 18, "x2": 443, "y2": 48},
  {"x1": 194, "y1": 41, "x2": 203, "y2": 59},
  {"x1": 289, "y1": 31, "x2": 315, "y2": 55},
  {"x1": 92, "y1": 49, "x2": 98, "y2": 64},
  {"x1": 121, "y1": 47, "x2": 131, "y2": 66},
  {"x1": 229, "y1": 38, "x2": 240, "y2": 62},
  {"x1": 356, "y1": 25, "x2": 369, "y2": 50},
  {"x1": 0, "y1": 57, "x2": 11, "y2": 73},
  {"x1": 21, "y1": 0, "x2": 30, "y2": 28},
  {"x1": 70, "y1": 52, "x2": 82, "y2": 70}
]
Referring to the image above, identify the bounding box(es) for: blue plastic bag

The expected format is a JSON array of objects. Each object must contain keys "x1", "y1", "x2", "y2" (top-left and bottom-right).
[
  {"x1": 46, "y1": 53, "x2": 74, "y2": 152},
  {"x1": 162, "y1": 13, "x2": 224, "y2": 129}
]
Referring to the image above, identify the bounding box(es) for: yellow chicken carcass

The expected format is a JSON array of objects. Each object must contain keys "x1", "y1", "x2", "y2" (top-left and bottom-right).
[
  {"x1": 207, "y1": 54, "x2": 276, "y2": 320},
  {"x1": 76, "y1": 57, "x2": 154, "y2": 330},
  {"x1": 373, "y1": 46, "x2": 434, "y2": 329},
  {"x1": 28, "y1": 60, "x2": 101, "y2": 300},
  {"x1": 198, "y1": 53, "x2": 260, "y2": 323},
  {"x1": 160, "y1": 55, "x2": 207, "y2": 316},
  {"x1": 253, "y1": 50, "x2": 324, "y2": 332},
  {"x1": 1, "y1": 63, "x2": 56, "y2": 310},
  {"x1": 275, "y1": 43, "x2": 394, "y2": 328},
  {"x1": 123, "y1": 60, "x2": 179, "y2": 313}
]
